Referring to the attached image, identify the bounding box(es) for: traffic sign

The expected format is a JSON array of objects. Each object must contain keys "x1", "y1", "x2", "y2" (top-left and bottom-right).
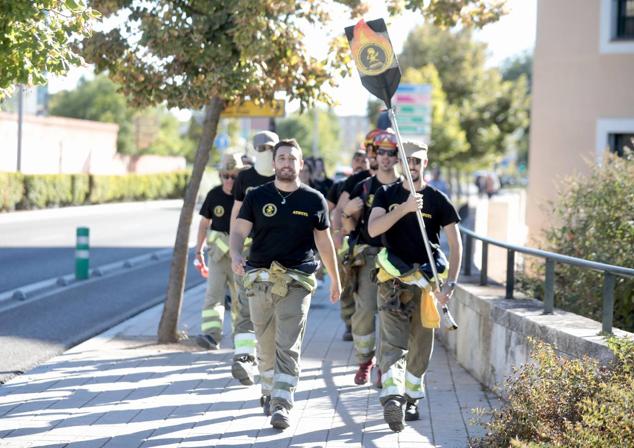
[
  {"x1": 393, "y1": 83, "x2": 432, "y2": 144},
  {"x1": 214, "y1": 133, "x2": 229, "y2": 150},
  {"x1": 221, "y1": 100, "x2": 285, "y2": 118}
]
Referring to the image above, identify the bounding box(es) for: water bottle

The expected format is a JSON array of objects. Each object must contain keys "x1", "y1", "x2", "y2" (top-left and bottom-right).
[{"x1": 194, "y1": 258, "x2": 208, "y2": 278}]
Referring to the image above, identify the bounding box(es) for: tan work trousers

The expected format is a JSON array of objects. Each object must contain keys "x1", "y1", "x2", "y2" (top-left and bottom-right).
[
  {"x1": 247, "y1": 280, "x2": 312, "y2": 410},
  {"x1": 201, "y1": 252, "x2": 238, "y2": 342},
  {"x1": 377, "y1": 281, "x2": 434, "y2": 405},
  {"x1": 350, "y1": 247, "x2": 380, "y2": 364}
]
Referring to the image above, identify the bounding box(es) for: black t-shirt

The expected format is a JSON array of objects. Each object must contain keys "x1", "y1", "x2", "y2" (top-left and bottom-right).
[
  {"x1": 372, "y1": 183, "x2": 460, "y2": 265},
  {"x1": 326, "y1": 179, "x2": 346, "y2": 205},
  {"x1": 199, "y1": 185, "x2": 234, "y2": 233},
  {"x1": 342, "y1": 170, "x2": 371, "y2": 196},
  {"x1": 313, "y1": 177, "x2": 334, "y2": 197},
  {"x1": 233, "y1": 167, "x2": 275, "y2": 202},
  {"x1": 349, "y1": 176, "x2": 400, "y2": 247},
  {"x1": 238, "y1": 182, "x2": 330, "y2": 270}
]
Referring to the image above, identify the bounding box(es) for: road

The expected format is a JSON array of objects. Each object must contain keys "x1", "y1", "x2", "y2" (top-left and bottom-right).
[{"x1": 0, "y1": 201, "x2": 207, "y2": 383}]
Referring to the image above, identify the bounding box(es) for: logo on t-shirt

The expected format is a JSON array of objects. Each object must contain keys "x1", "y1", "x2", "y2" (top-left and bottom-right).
[
  {"x1": 388, "y1": 203, "x2": 398, "y2": 212},
  {"x1": 213, "y1": 205, "x2": 225, "y2": 217},
  {"x1": 366, "y1": 194, "x2": 375, "y2": 208},
  {"x1": 262, "y1": 203, "x2": 277, "y2": 217}
]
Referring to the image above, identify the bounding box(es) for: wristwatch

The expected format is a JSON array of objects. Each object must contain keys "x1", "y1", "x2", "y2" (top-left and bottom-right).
[{"x1": 443, "y1": 281, "x2": 458, "y2": 293}]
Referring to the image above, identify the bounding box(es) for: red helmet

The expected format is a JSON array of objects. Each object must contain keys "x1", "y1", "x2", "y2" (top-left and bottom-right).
[{"x1": 373, "y1": 129, "x2": 398, "y2": 150}]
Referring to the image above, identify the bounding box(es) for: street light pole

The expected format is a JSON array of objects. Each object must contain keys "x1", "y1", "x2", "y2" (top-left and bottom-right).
[{"x1": 17, "y1": 85, "x2": 24, "y2": 172}]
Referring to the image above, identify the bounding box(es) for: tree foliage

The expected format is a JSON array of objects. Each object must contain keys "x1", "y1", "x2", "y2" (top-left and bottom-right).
[
  {"x1": 402, "y1": 65, "x2": 468, "y2": 163},
  {"x1": 277, "y1": 108, "x2": 342, "y2": 170},
  {"x1": 399, "y1": 24, "x2": 529, "y2": 167},
  {"x1": 49, "y1": 75, "x2": 193, "y2": 158},
  {"x1": 0, "y1": 0, "x2": 98, "y2": 100}
]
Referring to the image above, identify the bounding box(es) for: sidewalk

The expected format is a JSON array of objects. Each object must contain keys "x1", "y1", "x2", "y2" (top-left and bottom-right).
[{"x1": 0, "y1": 282, "x2": 499, "y2": 448}]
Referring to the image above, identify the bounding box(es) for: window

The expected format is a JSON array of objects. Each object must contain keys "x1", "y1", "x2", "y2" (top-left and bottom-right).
[
  {"x1": 609, "y1": 133, "x2": 634, "y2": 157},
  {"x1": 617, "y1": 0, "x2": 634, "y2": 39}
]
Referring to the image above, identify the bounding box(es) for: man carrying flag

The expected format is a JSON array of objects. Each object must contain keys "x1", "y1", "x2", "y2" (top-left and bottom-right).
[{"x1": 368, "y1": 141, "x2": 462, "y2": 432}]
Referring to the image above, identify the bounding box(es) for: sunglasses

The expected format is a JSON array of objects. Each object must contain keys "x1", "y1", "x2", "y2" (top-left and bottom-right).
[
  {"x1": 406, "y1": 157, "x2": 422, "y2": 166},
  {"x1": 376, "y1": 148, "x2": 398, "y2": 157},
  {"x1": 221, "y1": 174, "x2": 237, "y2": 180},
  {"x1": 255, "y1": 144, "x2": 274, "y2": 152}
]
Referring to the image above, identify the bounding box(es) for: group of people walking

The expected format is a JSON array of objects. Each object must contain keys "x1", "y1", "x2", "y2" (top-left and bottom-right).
[{"x1": 194, "y1": 128, "x2": 462, "y2": 433}]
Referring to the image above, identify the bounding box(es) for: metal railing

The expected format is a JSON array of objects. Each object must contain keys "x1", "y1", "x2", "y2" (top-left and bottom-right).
[{"x1": 460, "y1": 226, "x2": 634, "y2": 334}]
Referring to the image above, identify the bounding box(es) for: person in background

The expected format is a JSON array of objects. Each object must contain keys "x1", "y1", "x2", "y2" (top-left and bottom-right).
[{"x1": 194, "y1": 153, "x2": 245, "y2": 350}]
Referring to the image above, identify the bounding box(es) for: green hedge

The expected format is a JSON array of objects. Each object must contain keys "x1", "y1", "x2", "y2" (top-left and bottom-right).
[
  {"x1": 0, "y1": 172, "x2": 24, "y2": 211},
  {"x1": 0, "y1": 171, "x2": 189, "y2": 211}
]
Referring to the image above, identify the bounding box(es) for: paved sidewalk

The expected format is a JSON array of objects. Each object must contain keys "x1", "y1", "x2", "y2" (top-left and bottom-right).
[{"x1": 0, "y1": 282, "x2": 499, "y2": 448}]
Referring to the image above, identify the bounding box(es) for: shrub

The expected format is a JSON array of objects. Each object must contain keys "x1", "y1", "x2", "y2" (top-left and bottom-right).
[
  {"x1": 0, "y1": 172, "x2": 24, "y2": 211},
  {"x1": 519, "y1": 152, "x2": 634, "y2": 332},
  {"x1": 22, "y1": 174, "x2": 73, "y2": 208},
  {"x1": 71, "y1": 175, "x2": 90, "y2": 205},
  {"x1": 473, "y1": 337, "x2": 634, "y2": 448}
]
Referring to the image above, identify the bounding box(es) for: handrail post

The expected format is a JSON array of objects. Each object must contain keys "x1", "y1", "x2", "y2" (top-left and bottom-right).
[
  {"x1": 543, "y1": 258, "x2": 555, "y2": 314},
  {"x1": 480, "y1": 241, "x2": 488, "y2": 286},
  {"x1": 602, "y1": 272, "x2": 615, "y2": 334},
  {"x1": 463, "y1": 233, "x2": 473, "y2": 276},
  {"x1": 506, "y1": 249, "x2": 515, "y2": 299}
]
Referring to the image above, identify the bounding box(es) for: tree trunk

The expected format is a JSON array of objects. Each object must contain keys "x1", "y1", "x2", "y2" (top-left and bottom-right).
[{"x1": 157, "y1": 97, "x2": 224, "y2": 343}]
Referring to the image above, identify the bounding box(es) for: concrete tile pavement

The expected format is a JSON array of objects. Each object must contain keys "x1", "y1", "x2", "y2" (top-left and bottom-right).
[{"x1": 0, "y1": 282, "x2": 498, "y2": 447}]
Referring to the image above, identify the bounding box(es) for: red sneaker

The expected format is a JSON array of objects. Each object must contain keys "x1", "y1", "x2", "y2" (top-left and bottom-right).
[{"x1": 354, "y1": 359, "x2": 374, "y2": 385}]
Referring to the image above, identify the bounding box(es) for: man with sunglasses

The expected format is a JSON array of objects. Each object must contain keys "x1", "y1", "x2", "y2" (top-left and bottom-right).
[
  {"x1": 229, "y1": 130, "x2": 278, "y2": 385},
  {"x1": 368, "y1": 141, "x2": 462, "y2": 432},
  {"x1": 341, "y1": 129, "x2": 401, "y2": 386},
  {"x1": 195, "y1": 153, "x2": 245, "y2": 350}
]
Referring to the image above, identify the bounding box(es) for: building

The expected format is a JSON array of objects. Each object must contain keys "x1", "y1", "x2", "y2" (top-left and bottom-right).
[{"x1": 527, "y1": 0, "x2": 634, "y2": 241}]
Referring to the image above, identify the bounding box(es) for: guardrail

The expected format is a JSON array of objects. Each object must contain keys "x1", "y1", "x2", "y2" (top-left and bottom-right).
[{"x1": 459, "y1": 226, "x2": 634, "y2": 334}]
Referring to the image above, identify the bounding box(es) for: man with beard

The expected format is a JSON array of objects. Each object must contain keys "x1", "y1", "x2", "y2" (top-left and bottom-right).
[
  {"x1": 229, "y1": 138, "x2": 341, "y2": 430},
  {"x1": 368, "y1": 141, "x2": 462, "y2": 432},
  {"x1": 341, "y1": 129, "x2": 400, "y2": 385},
  {"x1": 229, "y1": 130, "x2": 277, "y2": 385}
]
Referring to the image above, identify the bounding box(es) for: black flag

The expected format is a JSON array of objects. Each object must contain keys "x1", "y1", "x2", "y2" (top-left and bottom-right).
[{"x1": 344, "y1": 18, "x2": 401, "y2": 109}]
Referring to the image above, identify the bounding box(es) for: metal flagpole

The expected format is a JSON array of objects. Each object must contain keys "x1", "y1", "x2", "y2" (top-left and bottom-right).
[{"x1": 388, "y1": 107, "x2": 458, "y2": 330}]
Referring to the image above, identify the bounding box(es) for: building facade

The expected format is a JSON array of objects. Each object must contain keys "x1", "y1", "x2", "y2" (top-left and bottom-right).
[{"x1": 527, "y1": 0, "x2": 634, "y2": 241}]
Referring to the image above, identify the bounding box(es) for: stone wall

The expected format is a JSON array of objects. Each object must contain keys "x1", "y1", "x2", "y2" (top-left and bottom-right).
[{"x1": 437, "y1": 280, "x2": 634, "y2": 392}]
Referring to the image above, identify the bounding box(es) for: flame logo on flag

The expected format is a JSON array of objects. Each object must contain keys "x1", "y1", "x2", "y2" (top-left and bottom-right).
[{"x1": 350, "y1": 19, "x2": 395, "y2": 77}]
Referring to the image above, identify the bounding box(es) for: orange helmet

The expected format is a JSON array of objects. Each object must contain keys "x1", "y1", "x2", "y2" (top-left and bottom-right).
[
  {"x1": 373, "y1": 129, "x2": 398, "y2": 150},
  {"x1": 363, "y1": 129, "x2": 383, "y2": 156}
]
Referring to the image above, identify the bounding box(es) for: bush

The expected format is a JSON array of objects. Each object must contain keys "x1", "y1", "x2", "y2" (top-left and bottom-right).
[
  {"x1": 473, "y1": 337, "x2": 634, "y2": 448},
  {"x1": 519, "y1": 152, "x2": 634, "y2": 332},
  {"x1": 71, "y1": 175, "x2": 90, "y2": 205},
  {"x1": 22, "y1": 174, "x2": 73, "y2": 208},
  {"x1": 0, "y1": 172, "x2": 24, "y2": 211},
  {"x1": 88, "y1": 171, "x2": 189, "y2": 203}
]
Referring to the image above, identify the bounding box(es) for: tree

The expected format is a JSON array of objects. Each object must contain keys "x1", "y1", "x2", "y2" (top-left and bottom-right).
[
  {"x1": 49, "y1": 75, "x2": 135, "y2": 154},
  {"x1": 82, "y1": 0, "x2": 508, "y2": 343},
  {"x1": 0, "y1": 1, "x2": 97, "y2": 100},
  {"x1": 401, "y1": 65, "x2": 468, "y2": 164},
  {"x1": 50, "y1": 75, "x2": 194, "y2": 157},
  {"x1": 501, "y1": 51, "x2": 533, "y2": 89},
  {"x1": 399, "y1": 24, "x2": 529, "y2": 167},
  {"x1": 276, "y1": 108, "x2": 342, "y2": 170}
]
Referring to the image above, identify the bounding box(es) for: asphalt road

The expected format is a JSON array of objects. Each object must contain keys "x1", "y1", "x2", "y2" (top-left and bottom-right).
[
  {"x1": 0, "y1": 201, "x2": 194, "y2": 294},
  {"x1": 0, "y1": 201, "x2": 207, "y2": 384}
]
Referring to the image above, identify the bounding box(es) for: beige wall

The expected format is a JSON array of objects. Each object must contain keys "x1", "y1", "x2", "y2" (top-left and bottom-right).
[
  {"x1": 0, "y1": 112, "x2": 186, "y2": 175},
  {"x1": 527, "y1": 0, "x2": 634, "y2": 242},
  {"x1": 0, "y1": 112, "x2": 119, "y2": 174}
]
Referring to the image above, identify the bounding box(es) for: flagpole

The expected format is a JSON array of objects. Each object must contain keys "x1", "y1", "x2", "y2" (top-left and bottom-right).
[{"x1": 388, "y1": 107, "x2": 458, "y2": 330}]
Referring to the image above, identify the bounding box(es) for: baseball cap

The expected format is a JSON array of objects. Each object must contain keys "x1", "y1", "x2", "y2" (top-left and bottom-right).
[
  {"x1": 253, "y1": 131, "x2": 279, "y2": 149},
  {"x1": 403, "y1": 141, "x2": 428, "y2": 159},
  {"x1": 218, "y1": 153, "x2": 244, "y2": 172}
]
